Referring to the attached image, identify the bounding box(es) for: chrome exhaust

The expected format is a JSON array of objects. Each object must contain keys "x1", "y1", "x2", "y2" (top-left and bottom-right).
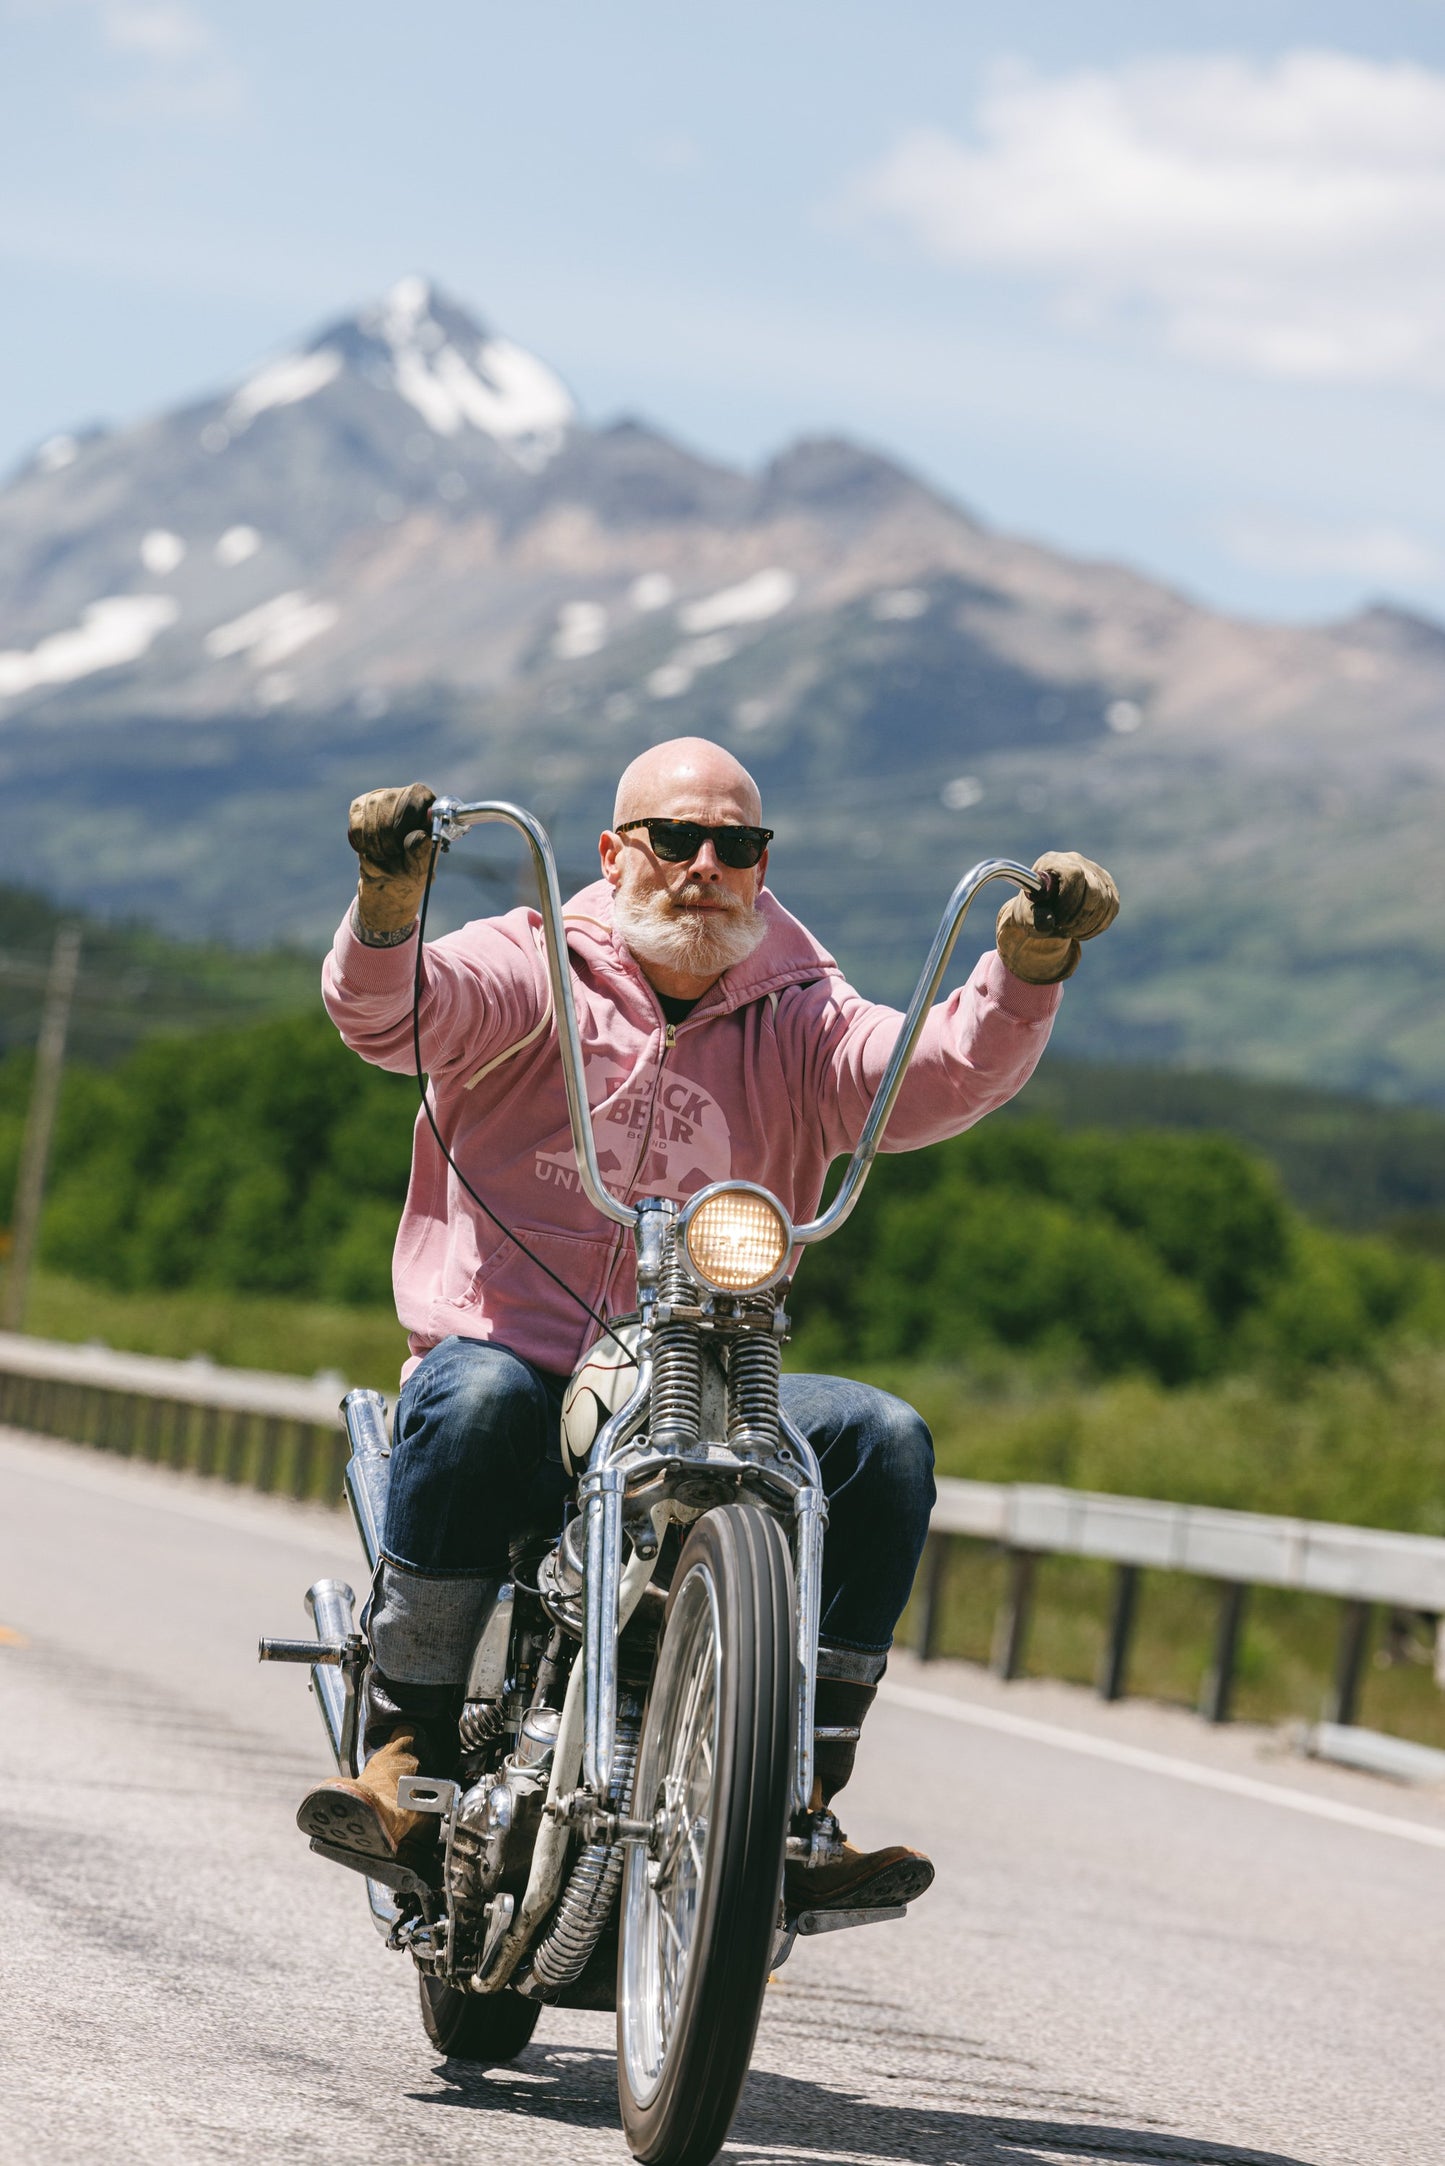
[
  {"x1": 307, "y1": 1578, "x2": 360, "y2": 1773},
  {"x1": 342, "y1": 1387, "x2": 391, "y2": 1571}
]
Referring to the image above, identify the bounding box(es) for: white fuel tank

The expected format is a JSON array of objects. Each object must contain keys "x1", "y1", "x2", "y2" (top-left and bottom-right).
[{"x1": 559, "y1": 1320, "x2": 643, "y2": 1477}]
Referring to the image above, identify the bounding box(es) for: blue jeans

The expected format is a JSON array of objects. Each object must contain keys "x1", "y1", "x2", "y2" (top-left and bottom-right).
[{"x1": 382, "y1": 1335, "x2": 935, "y2": 1675}]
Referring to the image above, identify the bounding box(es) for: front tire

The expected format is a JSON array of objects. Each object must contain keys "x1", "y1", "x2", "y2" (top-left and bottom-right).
[
  {"x1": 617, "y1": 1501, "x2": 794, "y2": 2164},
  {"x1": 417, "y1": 1973, "x2": 541, "y2": 2063}
]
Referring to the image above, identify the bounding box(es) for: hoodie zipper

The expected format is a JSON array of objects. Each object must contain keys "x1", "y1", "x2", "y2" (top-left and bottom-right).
[{"x1": 595, "y1": 1008, "x2": 682, "y2": 1313}]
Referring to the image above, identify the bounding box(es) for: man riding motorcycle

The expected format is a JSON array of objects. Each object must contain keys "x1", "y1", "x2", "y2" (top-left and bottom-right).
[{"x1": 298, "y1": 735, "x2": 1119, "y2": 1911}]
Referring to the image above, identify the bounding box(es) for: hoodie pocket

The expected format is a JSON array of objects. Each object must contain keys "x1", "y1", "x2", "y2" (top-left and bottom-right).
[{"x1": 456, "y1": 1223, "x2": 615, "y2": 1320}]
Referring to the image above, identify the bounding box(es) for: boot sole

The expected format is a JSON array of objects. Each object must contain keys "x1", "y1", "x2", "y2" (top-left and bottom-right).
[
  {"x1": 785, "y1": 1855, "x2": 935, "y2": 1915},
  {"x1": 296, "y1": 1787, "x2": 424, "y2": 1866}
]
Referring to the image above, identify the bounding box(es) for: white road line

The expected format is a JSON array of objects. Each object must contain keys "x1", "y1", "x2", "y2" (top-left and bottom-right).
[{"x1": 881, "y1": 1680, "x2": 1445, "y2": 1853}]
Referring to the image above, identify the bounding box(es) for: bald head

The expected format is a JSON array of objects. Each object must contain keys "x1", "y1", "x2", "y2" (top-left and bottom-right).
[{"x1": 613, "y1": 737, "x2": 762, "y2": 829}]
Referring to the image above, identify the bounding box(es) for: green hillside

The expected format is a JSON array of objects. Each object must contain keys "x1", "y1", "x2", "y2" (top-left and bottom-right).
[{"x1": 0, "y1": 883, "x2": 317, "y2": 1066}]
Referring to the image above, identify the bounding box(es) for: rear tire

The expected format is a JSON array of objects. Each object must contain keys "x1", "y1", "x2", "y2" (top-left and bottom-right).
[
  {"x1": 417, "y1": 1973, "x2": 541, "y2": 2063},
  {"x1": 617, "y1": 1501, "x2": 794, "y2": 2164}
]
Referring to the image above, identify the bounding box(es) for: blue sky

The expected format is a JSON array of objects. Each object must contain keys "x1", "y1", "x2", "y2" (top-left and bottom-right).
[{"x1": 5, "y1": 1, "x2": 1445, "y2": 624}]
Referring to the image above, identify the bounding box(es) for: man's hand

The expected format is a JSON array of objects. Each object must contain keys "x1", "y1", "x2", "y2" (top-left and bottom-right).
[
  {"x1": 996, "y1": 851, "x2": 1120, "y2": 985},
  {"x1": 348, "y1": 783, "x2": 437, "y2": 936}
]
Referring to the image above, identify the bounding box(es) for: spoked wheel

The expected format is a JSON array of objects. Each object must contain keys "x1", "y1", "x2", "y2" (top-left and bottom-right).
[
  {"x1": 417, "y1": 1972, "x2": 541, "y2": 2063},
  {"x1": 617, "y1": 1501, "x2": 794, "y2": 2165}
]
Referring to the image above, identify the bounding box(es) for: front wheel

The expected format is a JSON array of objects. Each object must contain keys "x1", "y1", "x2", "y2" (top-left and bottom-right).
[
  {"x1": 417, "y1": 1972, "x2": 541, "y2": 2063},
  {"x1": 617, "y1": 1501, "x2": 795, "y2": 2165}
]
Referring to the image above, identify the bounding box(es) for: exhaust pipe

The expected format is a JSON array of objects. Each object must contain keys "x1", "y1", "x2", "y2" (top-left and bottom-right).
[
  {"x1": 307, "y1": 1578, "x2": 360, "y2": 1774},
  {"x1": 342, "y1": 1387, "x2": 391, "y2": 1571}
]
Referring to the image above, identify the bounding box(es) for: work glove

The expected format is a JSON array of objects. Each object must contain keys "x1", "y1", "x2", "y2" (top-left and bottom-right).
[
  {"x1": 347, "y1": 782, "x2": 437, "y2": 935},
  {"x1": 995, "y1": 851, "x2": 1119, "y2": 985}
]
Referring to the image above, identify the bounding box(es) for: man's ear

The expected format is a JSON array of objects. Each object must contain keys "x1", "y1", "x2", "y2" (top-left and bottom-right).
[
  {"x1": 599, "y1": 829, "x2": 622, "y2": 887},
  {"x1": 755, "y1": 846, "x2": 769, "y2": 896}
]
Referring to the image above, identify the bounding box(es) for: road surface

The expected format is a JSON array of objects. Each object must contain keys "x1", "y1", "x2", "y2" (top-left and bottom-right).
[{"x1": 2, "y1": 1424, "x2": 1442, "y2": 2166}]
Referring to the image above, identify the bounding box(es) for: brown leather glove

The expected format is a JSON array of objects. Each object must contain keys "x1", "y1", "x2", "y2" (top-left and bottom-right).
[
  {"x1": 347, "y1": 782, "x2": 436, "y2": 935},
  {"x1": 996, "y1": 850, "x2": 1120, "y2": 984}
]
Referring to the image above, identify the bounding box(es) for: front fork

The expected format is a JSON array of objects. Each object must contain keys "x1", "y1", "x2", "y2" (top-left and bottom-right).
[{"x1": 581, "y1": 1433, "x2": 828, "y2": 1821}]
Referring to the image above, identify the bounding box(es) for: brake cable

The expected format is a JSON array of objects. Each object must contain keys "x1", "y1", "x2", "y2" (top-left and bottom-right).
[{"x1": 410, "y1": 835, "x2": 639, "y2": 1363}]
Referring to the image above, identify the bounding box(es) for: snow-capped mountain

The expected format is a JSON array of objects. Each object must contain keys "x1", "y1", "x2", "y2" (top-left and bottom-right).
[{"x1": 2, "y1": 277, "x2": 1444, "y2": 1098}]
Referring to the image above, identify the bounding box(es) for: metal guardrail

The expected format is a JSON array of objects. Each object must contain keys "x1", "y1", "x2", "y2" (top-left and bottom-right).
[
  {"x1": 916, "y1": 1478, "x2": 1445, "y2": 1725},
  {"x1": 3, "y1": 1333, "x2": 1443, "y2": 1735},
  {"x1": 0, "y1": 1331, "x2": 347, "y2": 1502}
]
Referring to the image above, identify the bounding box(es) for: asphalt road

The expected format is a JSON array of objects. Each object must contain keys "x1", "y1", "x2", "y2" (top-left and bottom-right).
[{"x1": 2, "y1": 1424, "x2": 1443, "y2": 2166}]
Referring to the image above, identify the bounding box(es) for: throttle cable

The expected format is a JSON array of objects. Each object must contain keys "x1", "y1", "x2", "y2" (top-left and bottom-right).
[{"x1": 410, "y1": 834, "x2": 639, "y2": 1363}]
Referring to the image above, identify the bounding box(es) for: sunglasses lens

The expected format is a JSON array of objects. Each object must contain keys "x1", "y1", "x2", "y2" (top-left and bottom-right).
[
  {"x1": 649, "y1": 821, "x2": 703, "y2": 862},
  {"x1": 715, "y1": 830, "x2": 765, "y2": 868}
]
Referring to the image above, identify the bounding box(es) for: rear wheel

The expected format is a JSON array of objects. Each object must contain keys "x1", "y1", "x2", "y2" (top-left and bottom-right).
[
  {"x1": 617, "y1": 1501, "x2": 794, "y2": 2164},
  {"x1": 417, "y1": 1973, "x2": 541, "y2": 2063}
]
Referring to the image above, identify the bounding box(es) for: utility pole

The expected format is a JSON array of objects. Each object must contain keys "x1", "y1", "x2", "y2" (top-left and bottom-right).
[{"x1": 2, "y1": 924, "x2": 82, "y2": 1334}]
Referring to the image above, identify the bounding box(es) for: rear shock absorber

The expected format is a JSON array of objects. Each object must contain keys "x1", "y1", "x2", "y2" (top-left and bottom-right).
[{"x1": 649, "y1": 1230, "x2": 701, "y2": 1451}]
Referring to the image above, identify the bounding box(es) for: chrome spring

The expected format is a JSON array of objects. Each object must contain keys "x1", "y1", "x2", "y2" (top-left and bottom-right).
[
  {"x1": 649, "y1": 1236, "x2": 701, "y2": 1450},
  {"x1": 527, "y1": 1707, "x2": 642, "y2": 1996},
  {"x1": 727, "y1": 1310, "x2": 781, "y2": 1453},
  {"x1": 457, "y1": 1697, "x2": 504, "y2": 1767}
]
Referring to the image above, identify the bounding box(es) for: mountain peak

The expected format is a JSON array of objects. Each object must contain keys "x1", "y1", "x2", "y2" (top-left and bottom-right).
[{"x1": 226, "y1": 274, "x2": 578, "y2": 468}]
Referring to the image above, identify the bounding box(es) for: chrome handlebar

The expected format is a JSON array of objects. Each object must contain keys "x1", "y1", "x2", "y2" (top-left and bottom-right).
[
  {"x1": 429, "y1": 795, "x2": 1042, "y2": 1247},
  {"x1": 792, "y1": 856, "x2": 1043, "y2": 1242},
  {"x1": 429, "y1": 798, "x2": 638, "y2": 1229}
]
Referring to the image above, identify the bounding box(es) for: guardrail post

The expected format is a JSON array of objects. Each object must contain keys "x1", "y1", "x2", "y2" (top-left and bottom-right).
[
  {"x1": 1098, "y1": 1562, "x2": 1140, "y2": 1703},
  {"x1": 1326, "y1": 1599, "x2": 1373, "y2": 1727},
  {"x1": 1200, "y1": 1581, "x2": 1249, "y2": 1724},
  {"x1": 992, "y1": 1548, "x2": 1036, "y2": 1681},
  {"x1": 914, "y1": 1533, "x2": 953, "y2": 1663}
]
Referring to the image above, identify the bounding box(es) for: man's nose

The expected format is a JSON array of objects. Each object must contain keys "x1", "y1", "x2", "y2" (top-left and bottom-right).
[{"x1": 687, "y1": 838, "x2": 724, "y2": 877}]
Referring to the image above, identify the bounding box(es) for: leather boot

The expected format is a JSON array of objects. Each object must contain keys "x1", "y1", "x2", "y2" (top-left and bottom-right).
[
  {"x1": 784, "y1": 1671, "x2": 935, "y2": 1915},
  {"x1": 296, "y1": 1669, "x2": 455, "y2": 1872},
  {"x1": 296, "y1": 1727, "x2": 436, "y2": 1866}
]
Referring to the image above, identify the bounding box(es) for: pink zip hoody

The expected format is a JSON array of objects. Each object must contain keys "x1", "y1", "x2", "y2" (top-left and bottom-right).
[{"x1": 322, "y1": 881, "x2": 1062, "y2": 1379}]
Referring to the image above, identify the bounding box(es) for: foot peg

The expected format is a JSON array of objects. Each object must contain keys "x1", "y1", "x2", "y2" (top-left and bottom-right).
[
  {"x1": 795, "y1": 1904, "x2": 906, "y2": 1936},
  {"x1": 771, "y1": 1901, "x2": 907, "y2": 1971}
]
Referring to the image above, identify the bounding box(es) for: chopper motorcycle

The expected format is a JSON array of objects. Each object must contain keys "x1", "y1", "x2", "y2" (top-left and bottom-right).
[{"x1": 261, "y1": 795, "x2": 1046, "y2": 2166}]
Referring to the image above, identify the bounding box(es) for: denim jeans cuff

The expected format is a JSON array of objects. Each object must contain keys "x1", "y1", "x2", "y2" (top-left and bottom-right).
[
  {"x1": 367, "y1": 1560, "x2": 501, "y2": 1687},
  {"x1": 816, "y1": 1640, "x2": 889, "y2": 1685}
]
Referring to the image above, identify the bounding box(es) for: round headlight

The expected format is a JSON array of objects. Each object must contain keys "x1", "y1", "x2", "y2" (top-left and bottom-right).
[{"x1": 681, "y1": 1184, "x2": 791, "y2": 1294}]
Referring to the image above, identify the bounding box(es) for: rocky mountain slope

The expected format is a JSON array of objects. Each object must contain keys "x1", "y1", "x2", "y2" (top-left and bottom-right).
[{"x1": 2, "y1": 278, "x2": 1442, "y2": 1098}]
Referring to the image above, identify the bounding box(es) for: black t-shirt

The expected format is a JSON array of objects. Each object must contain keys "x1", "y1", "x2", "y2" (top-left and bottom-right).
[{"x1": 658, "y1": 992, "x2": 700, "y2": 1027}]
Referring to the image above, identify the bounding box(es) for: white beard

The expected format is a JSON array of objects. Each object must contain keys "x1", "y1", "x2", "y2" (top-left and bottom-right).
[{"x1": 614, "y1": 875, "x2": 769, "y2": 980}]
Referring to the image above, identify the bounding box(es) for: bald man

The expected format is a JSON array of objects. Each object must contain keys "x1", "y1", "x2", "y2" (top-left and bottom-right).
[{"x1": 301, "y1": 738, "x2": 1119, "y2": 1911}]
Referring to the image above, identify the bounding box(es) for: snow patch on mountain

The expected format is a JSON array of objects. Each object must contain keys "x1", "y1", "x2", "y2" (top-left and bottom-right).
[
  {"x1": 553, "y1": 601, "x2": 608, "y2": 659},
  {"x1": 141, "y1": 529, "x2": 185, "y2": 574},
  {"x1": 205, "y1": 591, "x2": 339, "y2": 668},
  {"x1": 367, "y1": 275, "x2": 574, "y2": 468},
  {"x1": 216, "y1": 525, "x2": 261, "y2": 566},
  {"x1": 679, "y1": 568, "x2": 797, "y2": 633},
  {"x1": 0, "y1": 595, "x2": 179, "y2": 700},
  {"x1": 630, "y1": 572, "x2": 675, "y2": 612},
  {"x1": 37, "y1": 434, "x2": 79, "y2": 474},
  {"x1": 227, "y1": 349, "x2": 343, "y2": 430}
]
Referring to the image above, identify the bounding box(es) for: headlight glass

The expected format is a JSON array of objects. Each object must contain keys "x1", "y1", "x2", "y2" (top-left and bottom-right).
[{"x1": 683, "y1": 1188, "x2": 790, "y2": 1293}]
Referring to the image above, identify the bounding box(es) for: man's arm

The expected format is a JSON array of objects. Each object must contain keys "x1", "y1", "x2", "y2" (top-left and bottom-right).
[
  {"x1": 322, "y1": 782, "x2": 549, "y2": 1079},
  {"x1": 790, "y1": 852, "x2": 1118, "y2": 1155}
]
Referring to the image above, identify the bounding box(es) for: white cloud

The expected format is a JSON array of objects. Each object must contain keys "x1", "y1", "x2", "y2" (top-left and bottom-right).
[
  {"x1": 1222, "y1": 513, "x2": 1445, "y2": 584},
  {"x1": 103, "y1": 3, "x2": 209, "y2": 57},
  {"x1": 853, "y1": 51, "x2": 1445, "y2": 389}
]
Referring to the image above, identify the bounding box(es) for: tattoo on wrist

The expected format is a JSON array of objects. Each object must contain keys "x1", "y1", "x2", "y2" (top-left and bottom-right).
[{"x1": 350, "y1": 898, "x2": 418, "y2": 948}]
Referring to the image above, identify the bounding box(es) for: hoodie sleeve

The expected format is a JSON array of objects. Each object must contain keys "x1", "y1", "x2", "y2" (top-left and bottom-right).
[
  {"x1": 783, "y1": 948, "x2": 1061, "y2": 1161},
  {"x1": 321, "y1": 906, "x2": 550, "y2": 1081}
]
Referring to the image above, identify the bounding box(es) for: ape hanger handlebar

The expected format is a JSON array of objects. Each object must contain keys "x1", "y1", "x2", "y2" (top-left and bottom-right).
[{"x1": 428, "y1": 795, "x2": 1044, "y2": 1247}]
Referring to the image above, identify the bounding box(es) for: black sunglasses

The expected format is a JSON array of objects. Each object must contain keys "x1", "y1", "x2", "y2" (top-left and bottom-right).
[{"x1": 616, "y1": 817, "x2": 773, "y2": 869}]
